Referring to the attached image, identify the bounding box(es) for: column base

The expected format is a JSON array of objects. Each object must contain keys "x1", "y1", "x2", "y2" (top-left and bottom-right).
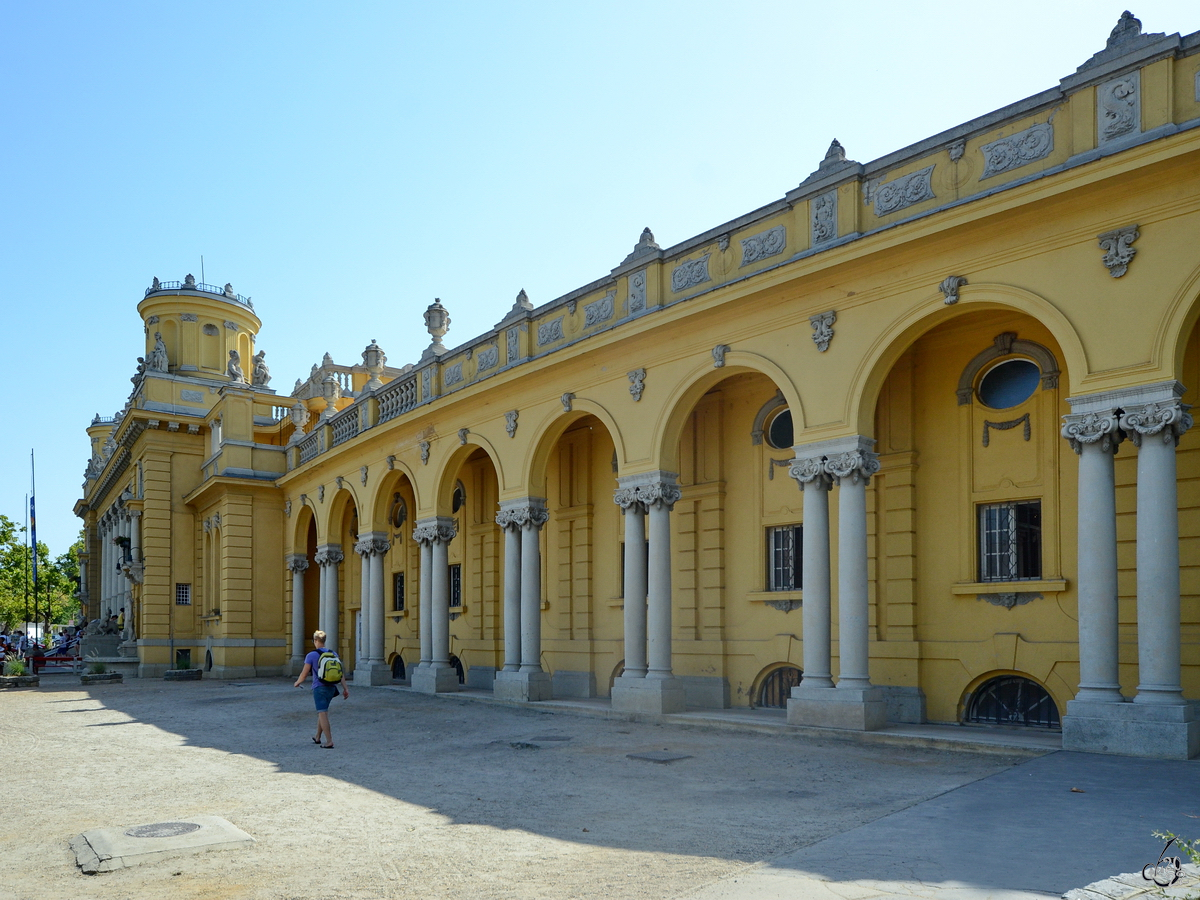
[
  {"x1": 494, "y1": 670, "x2": 553, "y2": 702},
  {"x1": 289, "y1": 658, "x2": 306, "y2": 678},
  {"x1": 354, "y1": 661, "x2": 393, "y2": 686},
  {"x1": 1062, "y1": 699, "x2": 1198, "y2": 759},
  {"x1": 410, "y1": 664, "x2": 460, "y2": 694},
  {"x1": 786, "y1": 685, "x2": 887, "y2": 731},
  {"x1": 610, "y1": 676, "x2": 686, "y2": 714}
]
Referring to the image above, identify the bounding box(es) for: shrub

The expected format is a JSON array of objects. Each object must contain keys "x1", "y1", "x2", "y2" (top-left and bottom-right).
[
  {"x1": 3, "y1": 659, "x2": 27, "y2": 676},
  {"x1": 88, "y1": 662, "x2": 107, "y2": 675}
]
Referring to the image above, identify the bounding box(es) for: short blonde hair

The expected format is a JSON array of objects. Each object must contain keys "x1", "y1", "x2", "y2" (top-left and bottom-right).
[{"x1": 312, "y1": 630, "x2": 327, "y2": 644}]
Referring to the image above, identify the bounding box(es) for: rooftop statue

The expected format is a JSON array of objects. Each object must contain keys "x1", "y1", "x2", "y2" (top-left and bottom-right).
[
  {"x1": 224, "y1": 283, "x2": 236, "y2": 298},
  {"x1": 147, "y1": 332, "x2": 168, "y2": 372},
  {"x1": 184, "y1": 273, "x2": 196, "y2": 289},
  {"x1": 228, "y1": 349, "x2": 246, "y2": 383},
  {"x1": 252, "y1": 350, "x2": 271, "y2": 386},
  {"x1": 151, "y1": 276, "x2": 161, "y2": 290}
]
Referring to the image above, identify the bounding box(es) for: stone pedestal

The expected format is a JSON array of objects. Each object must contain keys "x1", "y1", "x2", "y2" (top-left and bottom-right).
[
  {"x1": 1063, "y1": 699, "x2": 1199, "y2": 759},
  {"x1": 355, "y1": 661, "x2": 393, "y2": 686},
  {"x1": 611, "y1": 676, "x2": 686, "y2": 714},
  {"x1": 410, "y1": 664, "x2": 460, "y2": 694},
  {"x1": 82, "y1": 635, "x2": 121, "y2": 658},
  {"x1": 787, "y1": 685, "x2": 887, "y2": 731},
  {"x1": 494, "y1": 669, "x2": 553, "y2": 702}
]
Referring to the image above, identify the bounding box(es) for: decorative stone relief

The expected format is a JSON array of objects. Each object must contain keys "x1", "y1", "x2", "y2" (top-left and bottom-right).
[
  {"x1": 765, "y1": 598, "x2": 801, "y2": 613},
  {"x1": 223, "y1": 320, "x2": 237, "y2": 331},
  {"x1": 939, "y1": 275, "x2": 968, "y2": 305},
  {"x1": 1062, "y1": 411, "x2": 1123, "y2": 454},
  {"x1": 948, "y1": 139, "x2": 965, "y2": 162},
  {"x1": 507, "y1": 327, "x2": 521, "y2": 362},
  {"x1": 1098, "y1": 71, "x2": 1140, "y2": 144},
  {"x1": 360, "y1": 465, "x2": 368, "y2": 486},
  {"x1": 386, "y1": 455, "x2": 395, "y2": 470},
  {"x1": 494, "y1": 500, "x2": 550, "y2": 531},
  {"x1": 740, "y1": 226, "x2": 786, "y2": 267},
  {"x1": 505, "y1": 410, "x2": 518, "y2": 438},
  {"x1": 537, "y1": 316, "x2": 565, "y2": 345},
  {"x1": 458, "y1": 428, "x2": 469, "y2": 446},
  {"x1": 412, "y1": 519, "x2": 457, "y2": 545},
  {"x1": 671, "y1": 256, "x2": 710, "y2": 292},
  {"x1": 717, "y1": 234, "x2": 730, "y2": 251},
  {"x1": 188, "y1": 424, "x2": 200, "y2": 435},
  {"x1": 628, "y1": 270, "x2": 647, "y2": 314},
  {"x1": 712, "y1": 344, "x2": 730, "y2": 368},
  {"x1": 810, "y1": 311, "x2": 836, "y2": 352},
  {"x1": 180, "y1": 389, "x2": 204, "y2": 403},
  {"x1": 166, "y1": 422, "x2": 179, "y2": 432},
  {"x1": 1098, "y1": 225, "x2": 1139, "y2": 277},
  {"x1": 788, "y1": 456, "x2": 832, "y2": 491},
  {"x1": 871, "y1": 165, "x2": 935, "y2": 217},
  {"x1": 313, "y1": 547, "x2": 343, "y2": 566},
  {"x1": 979, "y1": 592, "x2": 1040, "y2": 609},
  {"x1": 628, "y1": 369, "x2": 646, "y2": 402},
  {"x1": 561, "y1": 393, "x2": 574, "y2": 412},
  {"x1": 1120, "y1": 399, "x2": 1193, "y2": 447},
  {"x1": 584, "y1": 291, "x2": 615, "y2": 326},
  {"x1": 284, "y1": 500, "x2": 292, "y2": 518},
  {"x1": 476, "y1": 345, "x2": 499, "y2": 371},
  {"x1": 227, "y1": 350, "x2": 246, "y2": 383},
  {"x1": 286, "y1": 555, "x2": 308, "y2": 572},
  {"x1": 147, "y1": 315, "x2": 159, "y2": 326},
  {"x1": 181, "y1": 313, "x2": 197, "y2": 322},
  {"x1": 421, "y1": 367, "x2": 432, "y2": 400},
  {"x1": 811, "y1": 190, "x2": 837, "y2": 245},
  {"x1": 419, "y1": 440, "x2": 431, "y2": 465},
  {"x1": 982, "y1": 414, "x2": 1031, "y2": 447},
  {"x1": 567, "y1": 300, "x2": 577, "y2": 315},
  {"x1": 443, "y1": 362, "x2": 464, "y2": 386},
  {"x1": 824, "y1": 447, "x2": 880, "y2": 485},
  {"x1": 318, "y1": 485, "x2": 325, "y2": 502},
  {"x1": 980, "y1": 123, "x2": 1053, "y2": 179},
  {"x1": 335, "y1": 476, "x2": 344, "y2": 491}
]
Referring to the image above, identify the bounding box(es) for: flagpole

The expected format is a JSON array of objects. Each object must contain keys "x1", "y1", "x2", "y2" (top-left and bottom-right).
[
  {"x1": 31, "y1": 450, "x2": 40, "y2": 645},
  {"x1": 23, "y1": 493, "x2": 30, "y2": 640}
]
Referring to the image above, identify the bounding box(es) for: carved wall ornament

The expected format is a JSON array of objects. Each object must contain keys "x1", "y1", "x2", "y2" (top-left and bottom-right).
[
  {"x1": 335, "y1": 476, "x2": 344, "y2": 491},
  {"x1": 1062, "y1": 411, "x2": 1123, "y2": 454},
  {"x1": 464, "y1": 348, "x2": 472, "y2": 360},
  {"x1": 584, "y1": 291, "x2": 615, "y2": 326},
  {"x1": 181, "y1": 313, "x2": 198, "y2": 322},
  {"x1": 1120, "y1": 400, "x2": 1193, "y2": 447},
  {"x1": 386, "y1": 455, "x2": 396, "y2": 470},
  {"x1": 223, "y1": 320, "x2": 237, "y2": 331},
  {"x1": 824, "y1": 448, "x2": 881, "y2": 485},
  {"x1": 978, "y1": 591, "x2": 1040, "y2": 609},
  {"x1": 717, "y1": 234, "x2": 730, "y2": 252},
  {"x1": 421, "y1": 367, "x2": 432, "y2": 400},
  {"x1": 1098, "y1": 71, "x2": 1140, "y2": 144},
  {"x1": 740, "y1": 226, "x2": 787, "y2": 267},
  {"x1": 287, "y1": 556, "x2": 308, "y2": 573},
  {"x1": 507, "y1": 327, "x2": 521, "y2": 362},
  {"x1": 561, "y1": 393, "x2": 574, "y2": 413},
  {"x1": 767, "y1": 458, "x2": 793, "y2": 480},
  {"x1": 419, "y1": 440, "x2": 431, "y2": 465},
  {"x1": 284, "y1": 500, "x2": 292, "y2": 517},
  {"x1": 811, "y1": 190, "x2": 837, "y2": 245},
  {"x1": 212, "y1": 512, "x2": 221, "y2": 529},
  {"x1": 443, "y1": 362, "x2": 464, "y2": 386},
  {"x1": 628, "y1": 270, "x2": 647, "y2": 313},
  {"x1": 979, "y1": 123, "x2": 1054, "y2": 179},
  {"x1": 360, "y1": 465, "x2": 368, "y2": 486},
  {"x1": 982, "y1": 413, "x2": 1031, "y2": 447},
  {"x1": 1098, "y1": 225, "x2": 1139, "y2": 277},
  {"x1": 476, "y1": 345, "x2": 499, "y2": 371},
  {"x1": 537, "y1": 316, "x2": 565, "y2": 345},
  {"x1": 671, "y1": 255, "x2": 710, "y2": 293},
  {"x1": 939, "y1": 275, "x2": 968, "y2": 305},
  {"x1": 788, "y1": 455, "x2": 832, "y2": 491},
  {"x1": 712, "y1": 344, "x2": 730, "y2": 368},
  {"x1": 458, "y1": 428, "x2": 469, "y2": 446},
  {"x1": 628, "y1": 368, "x2": 646, "y2": 402},
  {"x1": 147, "y1": 315, "x2": 159, "y2": 326},
  {"x1": 810, "y1": 310, "x2": 836, "y2": 352},
  {"x1": 871, "y1": 165, "x2": 935, "y2": 217},
  {"x1": 567, "y1": 300, "x2": 577, "y2": 315},
  {"x1": 612, "y1": 487, "x2": 644, "y2": 513},
  {"x1": 318, "y1": 485, "x2": 325, "y2": 502},
  {"x1": 505, "y1": 409, "x2": 518, "y2": 438},
  {"x1": 948, "y1": 139, "x2": 966, "y2": 162},
  {"x1": 765, "y1": 598, "x2": 802, "y2": 613},
  {"x1": 188, "y1": 423, "x2": 200, "y2": 434}
]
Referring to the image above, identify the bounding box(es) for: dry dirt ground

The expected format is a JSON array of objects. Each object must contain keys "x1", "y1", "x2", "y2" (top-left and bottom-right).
[{"x1": 0, "y1": 678, "x2": 1031, "y2": 900}]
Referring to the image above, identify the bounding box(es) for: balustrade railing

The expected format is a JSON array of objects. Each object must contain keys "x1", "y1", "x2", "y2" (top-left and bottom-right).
[
  {"x1": 377, "y1": 374, "x2": 419, "y2": 424},
  {"x1": 330, "y1": 407, "x2": 360, "y2": 446},
  {"x1": 298, "y1": 431, "x2": 321, "y2": 464},
  {"x1": 145, "y1": 280, "x2": 253, "y2": 309}
]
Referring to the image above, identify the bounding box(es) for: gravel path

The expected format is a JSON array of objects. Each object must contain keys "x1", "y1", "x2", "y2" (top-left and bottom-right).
[{"x1": 0, "y1": 678, "x2": 1029, "y2": 900}]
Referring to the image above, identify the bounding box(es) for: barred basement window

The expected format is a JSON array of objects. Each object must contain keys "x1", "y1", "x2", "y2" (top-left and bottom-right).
[
  {"x1": 978, "y1": 500, "x2": 1041, "y2": 582},
  {"x1": 449, "y1": 564, "x2": 462, "y2": 608},
  {"x1": 965, "y1": 675, "x2": 1060, "y2": 729},
  {"x1": 392, "y1": 572, "x2": 405, "y2": 612},
  {"x1": 766, "y1": 525, "x2": 803, "y2": 591},
  {"x1": 175, "y1": 583, "x2": 192, "y2": 606}
]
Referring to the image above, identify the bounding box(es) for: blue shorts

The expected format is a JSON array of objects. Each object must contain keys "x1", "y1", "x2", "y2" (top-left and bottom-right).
[{"x1": 313, "y1": 683, "x2": 339, "y2": 711}]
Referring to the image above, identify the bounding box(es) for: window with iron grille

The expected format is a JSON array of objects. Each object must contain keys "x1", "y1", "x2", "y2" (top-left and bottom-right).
[
  {"x1": 978, "y1": 500, "x2": 1041, "y2": 581},
  {"x1": 392, "y1": 572, "x2": 405, "y2": 612},
  {"x1": 766, "y1": 525, "x2": 803, "y2": 591},
  {"x1": 175, "y1": 583, "x2": 192, "y2": 606},
  {"x1": 449, "y1": 564, "x2": 462, "y2": 608}
]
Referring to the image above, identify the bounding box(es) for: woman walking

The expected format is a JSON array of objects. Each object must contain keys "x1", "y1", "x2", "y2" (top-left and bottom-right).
[{"x1": 293, "y1": 630, "x2": 348, "y2": 748}]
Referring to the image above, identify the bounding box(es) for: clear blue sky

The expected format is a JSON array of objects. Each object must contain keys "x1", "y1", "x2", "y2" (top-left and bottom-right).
[{"x1": 3, "y1": 1, "x2": 1197, "y2": 555}]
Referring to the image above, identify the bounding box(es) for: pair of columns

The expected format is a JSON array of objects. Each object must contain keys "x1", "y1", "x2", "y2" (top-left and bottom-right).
[
  {"x1": 611, "y1": 472, "x2": 686, "y2": 714},
  {"x1": 786, "y1": 436, "x2": 887, "y2": 731},
  {"x1": 311, "y1": 545, "x2": 344, "y2": 657},
  {"x1": 354, "y1": 533, "x2": 392, "y2": 684},
  {"x1": 1062, "y1": 382, "x2": 1198, "y2": 758},
  {"x1": 493, "y1": 499, "x2": 552, "y2": 700},
  {"x1": 410, "y1": 518, "x2": 461, "y2": 693}
]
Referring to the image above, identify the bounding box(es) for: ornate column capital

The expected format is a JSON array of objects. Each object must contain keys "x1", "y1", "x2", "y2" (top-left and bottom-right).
[
  {"x1": 788, "y1": 455, "x2": 833, "y2": 491},
  {"x1": 616, "y1": 471, "x2": 681, "y2": 512},
  {"x1": 612, "y1": 487, "x2": 646, "y2": 514},
  {"x1": 353, "y1": 532, "x2": 391, "y2": 556},
  {"x1": 1061, "y1": 410, "x2": 1124, "y2": 454},
  {"x1": 1120, "y1": 399, "x2": 1193, "y2": 448},
  {"x1": 413, "y1": 516, "x2": 457, "y2": 546},
  {"x1": 286, "y1": 554, "x2": 310, "y2": 573},
  {"x1": 496, "y1": 498, "x2": 549, "y2": 531},
  {"x1": 314, "y1": 545, "x2": 344, "y2": 566}
]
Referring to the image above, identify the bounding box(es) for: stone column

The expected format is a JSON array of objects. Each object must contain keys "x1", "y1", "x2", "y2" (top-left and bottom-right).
[
  {"x1": 786, "y1": 436, "x2": 886, "y2": 731},
  {"x1": 1062, "y1": 410, "x2": 1124, "y2": 703},
  {"x1": 615, "y1": 487, "x2": 648, "y2": 679},
  {"x1": 98, "y1": 519, "x2": 108, "y2": 620},
  {"x1": 355, "y1": 537, "x2": 373, "y2": 677},
  {"x1": 789, "y1": 455, "x2": 834, "y2": 691},
  {"x1": 410, "y1": 518, "x2": 460, "y2": 693},
  {"x1": 497, "y1": 514, "x2": 522, "y2": 673},
  {"x1": 416, "y1": 538, "x2": 432, "y2": 670},
  {"x1": 287, "y1": 555, "x2": 309, "y2": 674},
  {"x1": 314, "y1": 545, "x2": 343, "y2": 655},
  {"x1": 355, "y1": 532, "x2": 391, "y2": 686},
  {"x1": 611, "y1": 472, "x2": 685, "y2": 714},
  {"x1": 494, "y1": 499, "x2": 552, "y2": 701},
  {"x1": 124, "y1": 511, "x2": 142, "y2": 642}
]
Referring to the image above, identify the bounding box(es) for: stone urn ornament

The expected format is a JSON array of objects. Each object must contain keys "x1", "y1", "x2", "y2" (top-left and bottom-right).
[
  {"x1": 362, "y1": 339, "x2": 386, "y2": 391},
  {"x1": 422, "y1": 299, "x2": 450, "y2": 361}
]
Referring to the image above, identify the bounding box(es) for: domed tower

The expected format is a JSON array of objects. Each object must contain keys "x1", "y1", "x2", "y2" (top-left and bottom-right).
[{"x1": 137, "y1": 275, "x2": 262, "y2": 381}]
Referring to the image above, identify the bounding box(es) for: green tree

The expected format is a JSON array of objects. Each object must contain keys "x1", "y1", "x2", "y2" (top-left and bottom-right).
[{"x1": 0, "y1": 515, "x2": 79, "y2": 632}]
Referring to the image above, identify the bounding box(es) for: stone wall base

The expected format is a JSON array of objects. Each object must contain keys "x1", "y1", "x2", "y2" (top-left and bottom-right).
[
  {"x1": 466, "y1": 665, "x2": 497, "y2": 692},
  {"x1": 1063, "y1": 698, "x2": 1199, "y2": 759},
  {"x1": 787, "y1": 685, "x2": 888, "y2": 731},
  {"x1": 354, "y1": 661, "x2": 393, "y2": 686},
  {"x1": 679, "y1": 675, "x2": 730, "y2": 709},
  {"x1": 611, "y1": 676, "x2": 686, "y2": 714},
  {"x1": 552, "y1": 670, "x2": 596, "y2": 699},
  {"x1": 494, "y1": 670, "x2": 553, "y2": 702},
  {"x1": 880, "y1": 685, "x2": 927, "y2": 724},
  {"x1": 411, "y1": 664, "x2": 461, "y2": 694}
]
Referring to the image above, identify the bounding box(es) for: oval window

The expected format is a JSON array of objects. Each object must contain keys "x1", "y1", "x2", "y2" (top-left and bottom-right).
[
  {"x1": 452, "y1": 481, "x2": 466, "y2": 513},
  {"x1": 765, "y1": 409, "x2": 794, "y2": 450},
  {"x1": 978, "y1": 359, "x2": 1040, "y2": 409}
]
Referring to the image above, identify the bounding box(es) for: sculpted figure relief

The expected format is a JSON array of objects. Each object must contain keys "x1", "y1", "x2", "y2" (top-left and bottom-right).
[
  {"x1": 252, "y1": 350, "x2": 271, "y2": 386},
  {"x1": 228, "y1": 350, "x2": 246, "y2": 382},
  {"x1": 147, "y1": 332, "x2": 169, "y2": 372}
]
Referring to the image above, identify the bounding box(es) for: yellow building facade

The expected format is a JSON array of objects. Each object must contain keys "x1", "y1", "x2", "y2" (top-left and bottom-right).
[{"x1": 77, "y1": 14, "x2": 1200, "y2": 758}]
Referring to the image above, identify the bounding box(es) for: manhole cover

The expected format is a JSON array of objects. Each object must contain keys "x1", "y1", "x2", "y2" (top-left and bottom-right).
[
  {"x1": 628, "y1": 751, "x2": 692, "y2": 763},
  {"x1": 124, "y1": 822, "x2": 201, "y2": 839}
]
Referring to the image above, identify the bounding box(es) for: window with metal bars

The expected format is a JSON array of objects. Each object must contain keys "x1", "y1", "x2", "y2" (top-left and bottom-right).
[
  {"x1": 175, "y1": 583, "x2": 192, "y2": 606},
  {"x1": 978, "y1": 500, "x2": 1041, "y2": 581},
  {"x1": 449, "y1": 564, "x2": 462, "y2": 608},
  {"x1": 392, "y1": 572, "x2": 405, "y2": 612},
  {"x1": 766, "y1": 525, "x2": 803, "y2": 591}
]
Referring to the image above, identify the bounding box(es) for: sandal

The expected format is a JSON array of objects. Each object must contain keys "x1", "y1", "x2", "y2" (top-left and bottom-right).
[
  {"x1": 312, "y1": 736, "x2": 320, "y2": 744},
  {"x1": 322, "y1": 744, "x2": 334, "y2": 749}
]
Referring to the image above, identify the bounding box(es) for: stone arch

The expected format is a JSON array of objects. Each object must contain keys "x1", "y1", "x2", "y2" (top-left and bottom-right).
[
  {"x1": 959, "y1": 669, "x2": 1063, "y2": 728},
  {"x1": 1156, "y1": 259, "x2": 1200, "y2": 384},
  {"x1": 366, "y1": 460, "x2": 421, "y2": 533},
  {"x1": 954, "y1": 332, "x2": 1061, "y2": 406},
  {"x1": 849, "y1": 283, "x2": 1089, "y2": 436},
  {"x1": 290, "y1": 500, "x2": 316, "y2": 554},
  {"x1": 654, "y1": 351, "x2": 805, "y2": 473},
  {"x1": 323, "y1": 483, "x2": 361, "y2": 542},
  {"x1": 524, "y1": 399, "x2": 626, "y2": 496},
  {"x1": 433, "y1": 440, "x2": 504, "y2": 514}
]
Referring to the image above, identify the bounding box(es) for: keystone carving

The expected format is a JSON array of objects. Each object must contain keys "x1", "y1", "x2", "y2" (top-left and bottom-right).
[
  {"x1": 939, "y1": 275, "x2": 968, "y2": 305},
  {"x1": 1098, "y1": 225, "x2": 1139, "y2": 277},
  {"x1": 628, "y1": 369, "x2": 646, "y2": 402},
  {"x1": 810, "y1": 311, "x2": 836, "y2": 352},
  {"x1": 505, "y1": 410, "x2": 518, "y2": 438},
  {"x1": 712, "y1": 345, "x2": 730, "y2": 368}
]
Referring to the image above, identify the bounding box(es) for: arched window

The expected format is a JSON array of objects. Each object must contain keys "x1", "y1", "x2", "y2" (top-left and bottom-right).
[
  {"x1": 452, "y1": 481, "x2": 466, "y2": 514},
  {"x1": 447, "y1": 653, "x2": 465, "y2": 684},
  {"x1": 757, "y1": 665, "x2": 802, "y2": 708},
  {"x1": 389, "y1": 493, "x2": 407, "y2": 529},
  {"x1": 965, "y1": 675, "x2": 1059, "y2": 729},
  {"x1": 390, "y1": 654, "x2": 405, "y2": 681}
]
